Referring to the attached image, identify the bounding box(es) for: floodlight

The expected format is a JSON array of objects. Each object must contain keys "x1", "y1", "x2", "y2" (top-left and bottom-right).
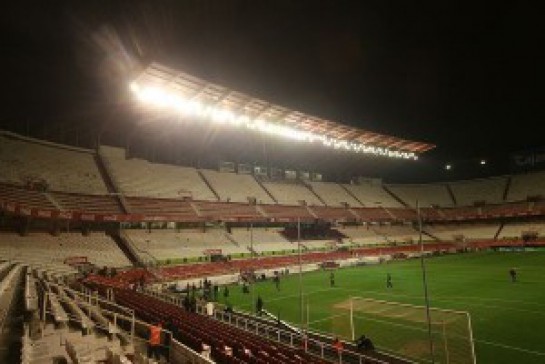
[{"x1": 129, "y1": 81, "x2": 421, "y2": 160}]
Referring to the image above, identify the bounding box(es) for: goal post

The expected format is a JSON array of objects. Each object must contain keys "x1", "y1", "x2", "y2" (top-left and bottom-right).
[{"x1": 327, "y1": 297, "x2": 476, "y2": 364}]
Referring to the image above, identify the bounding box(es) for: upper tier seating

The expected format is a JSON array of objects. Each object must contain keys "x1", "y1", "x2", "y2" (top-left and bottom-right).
[
  {"x1": 440, "y1": 206, "x2": 480, "y2": 220},
  {"x1": 200, "y1": 170, "x2": 274, "y2": 204},
  {"x1": 310, "y1": 206, "x2": 357, "y2": 220},
  {"x1": 507, "y1": 171, "x2": 545, "y2": 201},
  {"x1": 0, "y1": 183, "x2": 55, "y2": 209},
  {"x1": 261, "y1": 181, "x2": 324, "y2": 206},
  {"x1": 449, "y1": 177, "x2": 507, "y2": 206},
  {"x1": 125, "y1": 197, "x2": 198, "y2": 219},
  {"x1": 387, "y1": 183, "x2": 453, "y2": 207},
  {"x1": 51, "y1": 191, "x2": 122, "y2": 214},
  {"x1": 0, "y1": 233, "x2": 131, "y2": 267},
  {"x1": 258, "y1": 204, "x2": 314, "y2": 220},
  {"x1": 350, "y1": 207, "x2": 393, "y2": 222},
  {"x1": 481, "y1": 202, "x2": 530, "y2": 217},
  {"x1": 0, "y1": 134, "x2": 108, "y2": 194},
  {"x1": 307, "y1": 181, "x2": 362, "y2": 207},
  {"x1": 195, "y1": 201, "x2": 264, "y2": 220},
  {"x1": 101, "y1": 146, "x2": 216, "y2": 200},
  {"x1": 342, "y1": 181, "x2": 403, "y2": 207}
]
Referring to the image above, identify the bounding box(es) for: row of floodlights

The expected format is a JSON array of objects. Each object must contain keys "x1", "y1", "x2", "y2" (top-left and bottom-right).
[
  {"x1": 129, "y1": 82, "x2": 418, "y2": 160},
  {"x1": 445, "y1": 160, "x2": 486, "y2": 170}
]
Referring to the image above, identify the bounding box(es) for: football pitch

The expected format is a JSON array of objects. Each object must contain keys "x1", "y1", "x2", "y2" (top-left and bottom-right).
[{"x1": 221, "y1": 251, "x2": 545, "y2": 364}]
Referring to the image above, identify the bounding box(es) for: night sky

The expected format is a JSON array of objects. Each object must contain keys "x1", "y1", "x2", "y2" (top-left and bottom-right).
[{"x1": 1, "y1": 1, "x2": 543, "y2": 182}]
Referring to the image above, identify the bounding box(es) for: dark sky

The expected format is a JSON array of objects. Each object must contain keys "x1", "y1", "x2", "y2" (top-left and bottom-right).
[{"x1": 1, "y1": 1, "x2": 544, "y2": 182}]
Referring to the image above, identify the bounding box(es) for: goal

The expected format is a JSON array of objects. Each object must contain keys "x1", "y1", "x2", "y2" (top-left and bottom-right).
[{"x1": 329, "y1": 297, "x2": 476, "y2": 364}]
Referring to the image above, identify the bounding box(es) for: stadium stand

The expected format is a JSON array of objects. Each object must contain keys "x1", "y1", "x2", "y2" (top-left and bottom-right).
[
  {"x1": 481, "y1": 202, "x2": 530, "y2": 217},
  {"x1": 258, "y1": 204, "x2": 314, "y2": 220},
  {"x1": 499, "y1": 221, "x2": 545, "y2": 240},
  {"x1": 310, "y1": 205, "x2": 357, "y2": 221},
  {"x1": 386, "y1": 183, "x2": 453, "y2": 207},
  {"x1": 424, "y1": 224, "x2": 500, "y2": 242},
  {"x1": 0, "y1": 183, "x2": 55, "y2": 209},
  {"x1": 0, "y1": 133, "x2": 108, "y2": 194},
  {"x1": 200, "y1": 169, "x2": 275, "y2": 204},
  {"x1": 506, "y1": 170, "x2": 545, "y2": 201},
  {"x1": 449, "y1": 176, "x2": 508, "y2": 206},
  {"x1": 0, "y1": 232, "x2": 131, "y2": 267},
  {"x1": 101, "y1": 145, "x2": 217, "y2": 200},
  {"x1": 125, "y1": 229, "x2": 248, "y2": 262},
  {"x1": 342, "y1": 180, "x2": 403, "y2": 207},
  {"x1": 350, "y1": 207, "x2": 395, "y2": 222},
  {"x1": 195, "y1": 201, "x2": 264, "y2": 220},
  {"x1": 338, "y1": 225, "x2": 385, "y2": 245},
  {"x1": 230, "y1": 227, "x2": 291, "y2": 247},
  {"x1": 50, "y1": 191, "x2": 122, "y2": 214},
  {"x1": 107, "y1": 288, "x2": 328, "y2": 363},
  {"x1": 125, "y1": 196, "x2": 199, "y2": 218},
  {"x1": 261, "y1": 181, "x2": 324, "y2": 206},
  {"x1": 307, "y1": 181, "x2": 362, "y2": 207}
]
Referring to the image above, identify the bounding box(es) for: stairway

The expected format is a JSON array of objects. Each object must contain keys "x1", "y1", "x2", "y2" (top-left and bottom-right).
[
  {"x1": 43, "y1": 192, "x2": 63, "y2": 210},
  {"x1": 108, "y1": 230, "x2": 144, "y2": 267},
  {"x1": 254, "y1": 176, "x2": 278, "y2": 203},
  {"x1": 502, "y1": 176, "x2": 512, "y2": 201},
  {"x1": 302, "y1": 181, "x2": 327, "y2": 206},
  {"x1": 224, "y1": 232, "x2": 240, "y2": 247},
  {"x1": 197, "y1": 170, "x2": 220, "y2": 201},
  {"x1": 305, "y1": 205, "x2": 318, "y2": 218},
  {"x1": 94, "y1": 151, "x2": 129, "y2": 213},
  {"x1": 494, "y1": 222, "x2": 505, "y2": 240},
  {"x1": 382, "y1": 185, "x2": 409, "y2": 207},
  {"x1": 340, "y1": 184, "x2": 365, "y2": 207}
]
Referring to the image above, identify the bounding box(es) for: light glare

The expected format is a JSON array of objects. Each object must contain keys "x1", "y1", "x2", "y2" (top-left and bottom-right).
[{"x1": 129, "y1": 82, "x2": 418, "y2": 160}]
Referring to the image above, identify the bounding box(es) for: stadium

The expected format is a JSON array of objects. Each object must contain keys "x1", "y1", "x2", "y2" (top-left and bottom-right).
[{"x1": 1, "y1": 3, "x2": 544, "y2": 364}]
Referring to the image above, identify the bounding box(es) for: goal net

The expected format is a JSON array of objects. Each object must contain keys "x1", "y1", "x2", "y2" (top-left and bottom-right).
[{"x1": 329, "y1": 297, "x2": 476, "y2": 364}]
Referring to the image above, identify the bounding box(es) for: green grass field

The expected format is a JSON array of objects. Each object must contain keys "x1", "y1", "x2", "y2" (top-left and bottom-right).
[{"x1": 221, "y1": 251, "x2": 545, "y2": 364}]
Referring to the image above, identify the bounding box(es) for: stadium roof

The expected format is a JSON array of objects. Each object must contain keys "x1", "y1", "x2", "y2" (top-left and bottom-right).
[{"x1": 131, "y1": 62, "x2": 435, "y2": 157}]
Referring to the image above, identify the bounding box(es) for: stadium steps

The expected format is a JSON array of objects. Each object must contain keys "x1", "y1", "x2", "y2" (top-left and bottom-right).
[
  {"x1": 494, "y1": 223, "x2": 505, "y2": 240},
  {"x1": 255, "y1": 204, "x2": 269, "y2": 218},
  {"x1": 418, "y1": 228, "x2": 440, "y2": 242},
  {"x1": 382, "y1": 185, "x2": 409, "y2": 207},
  {"x1": 305, "y1": 205, "x2": 319, "y2": 218},
  {"x1": 223, "y1": 232, "x2": 240, "y2": 247},
  {"x1": 253, "y1": 175, "x2": 278, "y2": 203},
  {"x1": 302, "y1": 181, "x2": 328, "y2": 206},
  {"x1": 347, "y1": 208, "x2": 361, "y2": 219},
  {"x1": 109, "y1": 230, "x2": 145, "y2": 267},
  {"x1": 0, "y1": 265, "x2": 24, "y2": 364},
  {"x1": 381, "y1": 206, "x2": 397, "y2": 219},
  {"x1": 340, "y1": 184, "x2": 365, "y2": 207},
  {"x1": 196, "y1": 170, "x2": 220, "y2": 201},
  {"x1": 502, "y1": 175, "x2": 512, "y2": 201},
  {"x1": 189, "y1": 201, "x2": 202, "y2": 217},
  {"x1": 94, "y1": 152, "x2": 129, "y2": 213},
  {"x1": 42, "y1": 192, "x2": 63, "y2": 210},
  {"x1": 446, "y1": 184, "x2": 457, "y2": 205}
]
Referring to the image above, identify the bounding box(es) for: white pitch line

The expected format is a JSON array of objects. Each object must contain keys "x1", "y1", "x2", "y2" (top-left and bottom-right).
[{"x1": 475, "y1": 339, "x2": 545, "y2": 357}]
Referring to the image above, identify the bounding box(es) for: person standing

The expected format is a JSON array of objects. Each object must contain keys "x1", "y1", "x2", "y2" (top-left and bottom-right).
[
  {"x1": 330, "y1": 271, "x2": 335, "y2": 287},
  {"x1": 274, "y1": 274, "x2": 280, "y2": 291},
  {"x1": 148, "y1": 322, "x2": 163, "y2": 360},
  {"x1": 256, "y1": 295, "x2": 264, "y2": 315},
  {"x1": 509, "y1": 268, "x2": 517, "y2": 282},
  {"x1": 386, "y1": 273, "x2": 393, "y2": 288}
]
